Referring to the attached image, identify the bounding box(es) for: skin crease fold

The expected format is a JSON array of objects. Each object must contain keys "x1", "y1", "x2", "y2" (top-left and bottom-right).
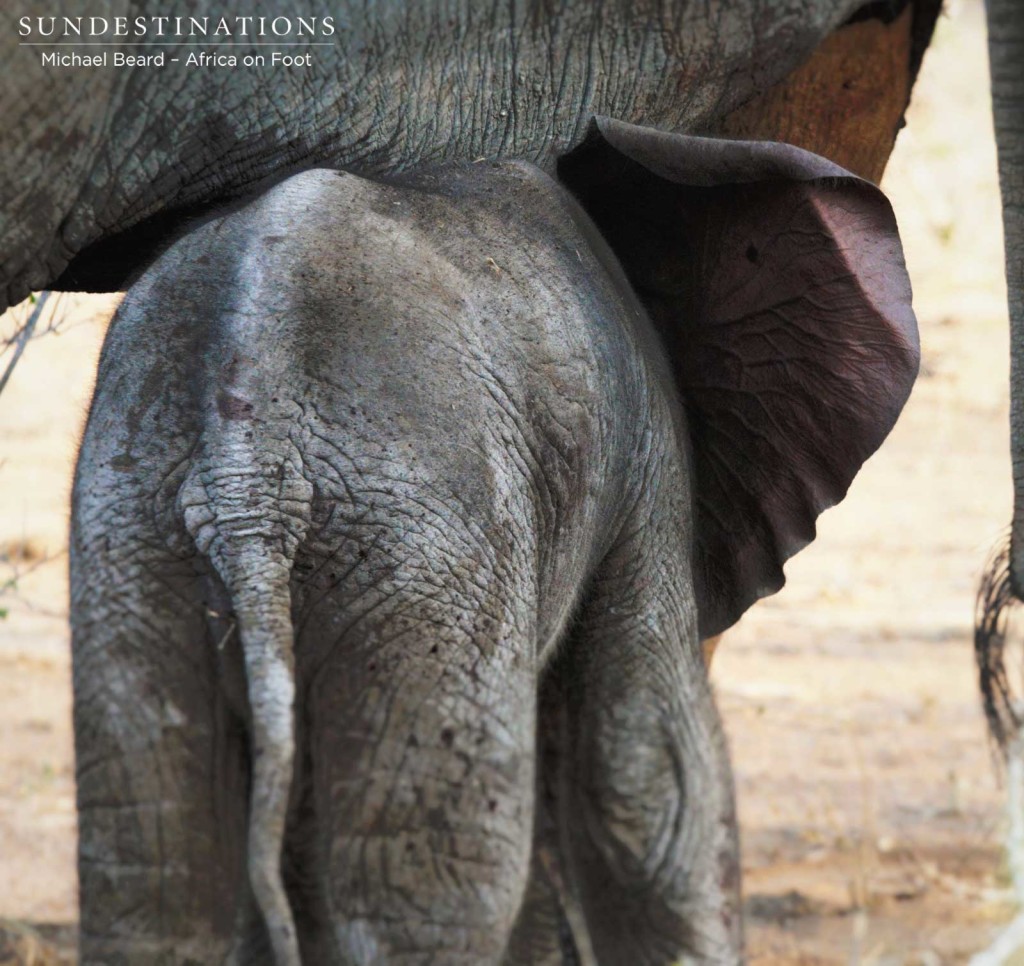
[{"x1": 71, "y1": 131, "x2": 917, "y2": 962}]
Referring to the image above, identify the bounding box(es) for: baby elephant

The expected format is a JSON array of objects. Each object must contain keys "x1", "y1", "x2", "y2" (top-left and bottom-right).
[{"x1": 71, "y1": 120, "x2": 917, "y2": 965}]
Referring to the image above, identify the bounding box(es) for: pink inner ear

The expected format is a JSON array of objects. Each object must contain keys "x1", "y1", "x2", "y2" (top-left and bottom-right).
[
  {"x1": 668, "y1": 180, "x2": 916, "y2": 636},
  {"x1": 558, "y1": 121, "x2": 918, "y2": 638}
]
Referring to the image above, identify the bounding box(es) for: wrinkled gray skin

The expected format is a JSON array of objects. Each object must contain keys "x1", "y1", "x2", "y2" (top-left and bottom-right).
[
  {"x1": 7, "y1": 0, "x2": 1024, "y2": 767},
  {"x1": 970, "y1": 0, "x2": 1024, "y2": 745},
  {"x1": 72, "y1": 163, "x2": 739, "y2": 964},
  {"x1": 72, "y1": 115, "x2": 920, "y2": 960},
  {"x1": 0, "y1": 0, "x2": 879, "y2": 312},
  {"x1": 992, "y1": 0, "x2": 1024, "y2": 587},
  {"x1": 9, "y1": 0, "x2": 934, "y2": 962}
]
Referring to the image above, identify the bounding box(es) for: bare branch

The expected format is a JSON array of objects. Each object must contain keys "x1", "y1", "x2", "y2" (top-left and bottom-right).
[
  {"x1": 0, "y1": 546, "x2": 69, "y2": 621},
  {"x1": 0, "y1": 291, "x2": 51, "y2": 398}
]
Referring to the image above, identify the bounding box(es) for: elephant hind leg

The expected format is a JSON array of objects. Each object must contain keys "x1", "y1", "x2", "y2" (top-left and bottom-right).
[
  {"x1": 71, "y1": 535, "x2": 250, "y2": 965},
  {"x1": 299, "y1": 570, "x2": 538, "y2": 964},
  {"x1": 550, "y1": 492, "x2": 742, "y2": 965}
]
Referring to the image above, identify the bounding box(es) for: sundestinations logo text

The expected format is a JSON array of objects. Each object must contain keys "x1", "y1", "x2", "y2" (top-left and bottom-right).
[
  {"x1": 18, "y1": 15, "x2": 335, "y2": 69},
  {"x1": 18, "y1": 15, "x2": 337, "y2": 40}
]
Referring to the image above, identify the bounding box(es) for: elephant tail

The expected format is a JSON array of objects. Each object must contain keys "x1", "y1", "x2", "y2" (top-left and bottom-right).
[
  {"x1": 178, "y1": 458, "x2": 310, "y2": 965},
  {"x1": 226, "y1": 555, "x2": 302, "y2": 966},
  {"x1": 975, "y1": 538, "x2": 1021, "y2": 752}
]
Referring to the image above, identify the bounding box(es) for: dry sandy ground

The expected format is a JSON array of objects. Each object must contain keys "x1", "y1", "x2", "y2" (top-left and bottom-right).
[{"x1": 0, "y1": 2, "x2": 1016, "y2": 961}]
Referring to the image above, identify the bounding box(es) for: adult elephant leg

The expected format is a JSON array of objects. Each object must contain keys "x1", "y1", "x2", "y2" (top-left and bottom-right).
[
  {"x1": 977, "y1": 0, "x2": 1024, "y2": 746},
  {"x1": 992, "y1": 0, "x2": 1024, "y2": 588},
  {"x1": 301, "y1": 539, "x2": 537, "y2": 964},
  {"x1": 71, "y1": 514, "x2": 248, "y2": 964},
  {"x1": 553, "y1": 485, "x2": 741, "y2": 965}
]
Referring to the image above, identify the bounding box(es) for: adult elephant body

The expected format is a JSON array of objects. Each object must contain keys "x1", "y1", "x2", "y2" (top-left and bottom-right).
[
  {"x1": 1, "y1": 0, "x2": 940, "y2": 311},
  {"x1": 72, "y1": 128, "x2": 918, "y2": 962}
]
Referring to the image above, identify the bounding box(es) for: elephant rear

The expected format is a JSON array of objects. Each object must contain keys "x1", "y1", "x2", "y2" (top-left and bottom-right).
[{"x1": 70, "y1": 164, "x2": 648, "y2": 964}]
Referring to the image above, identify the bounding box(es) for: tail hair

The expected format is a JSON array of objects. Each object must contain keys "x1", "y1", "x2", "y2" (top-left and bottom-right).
[{"x1": 975, "y1": 535, "x2": 1023, "y2": 753}]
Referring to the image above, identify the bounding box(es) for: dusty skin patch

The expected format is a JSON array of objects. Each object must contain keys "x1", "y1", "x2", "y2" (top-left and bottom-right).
[{"x1": 0, "y1": 1, "x2": 1015, "y2": 960}]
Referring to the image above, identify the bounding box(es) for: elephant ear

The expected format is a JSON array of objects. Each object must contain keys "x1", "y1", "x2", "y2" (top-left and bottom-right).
[{"x1": 559, "y1": 117, "x2": 918, "y2": 639}]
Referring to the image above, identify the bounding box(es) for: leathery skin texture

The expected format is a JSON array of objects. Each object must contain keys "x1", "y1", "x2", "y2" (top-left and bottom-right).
[
  {"x1": 2, "y1": 0, "x2": 884, "y2": 312},
  {"x1": 71, "y1": 139, "x2": 917, "y2": 964}
]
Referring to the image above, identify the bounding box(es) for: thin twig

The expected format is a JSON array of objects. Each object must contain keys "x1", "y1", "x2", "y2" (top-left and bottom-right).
[
  {"x1": 0, "y1": 545, "x2": 67, "y2": 586},
  {"x1": 0, "y1": 546, "x2": 69, "y2": 620},
  {"x1": 0, "y1": 291, "x2": 51, "y2": 398}
]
